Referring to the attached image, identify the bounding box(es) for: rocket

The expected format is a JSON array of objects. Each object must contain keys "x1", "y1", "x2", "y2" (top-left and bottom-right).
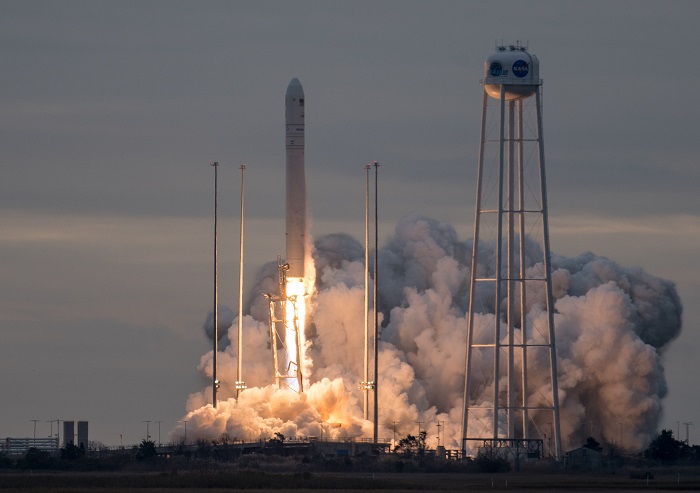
[{"x1": 285, "y1": 78, "x2": 306, "y2": 278}]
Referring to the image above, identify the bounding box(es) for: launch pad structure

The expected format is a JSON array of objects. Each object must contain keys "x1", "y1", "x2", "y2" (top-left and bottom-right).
[
  {"x1": 461, "y1": 44, "x2": 562, "y2": 459},
  {"x1": 265, "y1": 259, "x2": 304, "y2": 392}
]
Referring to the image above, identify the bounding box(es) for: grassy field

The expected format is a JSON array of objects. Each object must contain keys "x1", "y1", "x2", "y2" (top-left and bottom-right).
[{"x1": 3, "y1": 470, "x2": 700, "y2": 492}]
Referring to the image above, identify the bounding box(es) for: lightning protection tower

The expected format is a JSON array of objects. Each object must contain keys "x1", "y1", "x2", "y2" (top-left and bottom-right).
[{"x1": 461, "y1": 44, "x2": 561, "y2": 460}]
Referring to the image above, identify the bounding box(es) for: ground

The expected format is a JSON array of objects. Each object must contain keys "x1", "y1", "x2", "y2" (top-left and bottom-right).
[{"x1": 3, "y1": 469, "x2": 700, "y2": 492}]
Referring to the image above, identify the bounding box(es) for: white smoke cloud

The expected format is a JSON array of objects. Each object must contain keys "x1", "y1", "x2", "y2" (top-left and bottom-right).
[{"x1": 177, "y1": 214, "x2": 681, "y2": 453}]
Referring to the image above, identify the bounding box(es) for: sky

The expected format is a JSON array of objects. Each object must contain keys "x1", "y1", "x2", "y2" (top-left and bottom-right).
[{"x1": 2, "y1": 0, "x2": 699, "y2": 447}]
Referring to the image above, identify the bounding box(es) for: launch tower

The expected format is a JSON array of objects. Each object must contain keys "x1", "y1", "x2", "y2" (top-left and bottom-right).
[
  {"x1": 461, "y1": 44, "x2": 562, "y2": 459},
  {"x1": 266, "y1": 259, "x2": 304, "y2": 392}
]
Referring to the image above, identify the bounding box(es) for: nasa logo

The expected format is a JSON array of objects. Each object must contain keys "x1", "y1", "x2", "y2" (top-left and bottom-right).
[
  {"x1": 512, "y1": 60, "x2": 529, "y2": 78},
  {"x1": 489, "y1": 61, "x2": 503, "y2": 77}
]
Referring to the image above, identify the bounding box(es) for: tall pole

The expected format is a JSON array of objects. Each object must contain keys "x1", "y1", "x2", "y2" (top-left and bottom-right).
[
  {"x1": 518, "y1": 99, "x2": 529, "y2": 439},
  {"x1": 363, "y1": 164, "x2": 370, "y2": 420},
  {"x1": 155, "y1": 420, "x2": 163, "y2": 446},
  {"x1": 461, "y1": 90, "x2": 488, "y2": 452},
  {"x1": 373, "y1": 160, "x2": 380, "y2": 443},
  {"x1": 54, "y1": 419, "x2": 60, "y2": 445},
  {"x1": 493, "y1": 85, "x2": 506, "y2": 441},
  {"x1": 236, "y1": 164, "x2": 247, "y2": 398},
  {"x1": 507, "y1": 98, "x2": 515, "y2": 439},
  {"x1": 144, "y1": 420, "x2": 151, "y2": 441},
  {"x1": 535, "y1": 87, "x2": 562, "y2": 459},
  {"x1": 684, "y1": 422, "x2": 693, "y2": 444},
  {"x1": 31, "y1": 420, "x2": 39, "y2": 438},
  {"x1": 619, "y1": 422, "x2": 623, "y2": 447},
  {"x1": 211, "y1": 161, "x2": 219, "y2": 409},
  {"x1": 178, "y1": 420, "x2": 188, "y2": 444}
]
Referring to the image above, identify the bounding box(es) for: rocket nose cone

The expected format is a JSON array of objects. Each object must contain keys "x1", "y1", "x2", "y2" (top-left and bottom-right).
[{"x1": 286, "y1": 78, "x2": 304, "y2": 97}]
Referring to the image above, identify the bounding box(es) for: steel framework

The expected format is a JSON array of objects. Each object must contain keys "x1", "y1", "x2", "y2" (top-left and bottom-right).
[
  {"x1": 266, "y1": 259, "x2": 304, "y2": 392},
  {"x1": 461, "y1": 78, "x2": 562, "y2": 459}
]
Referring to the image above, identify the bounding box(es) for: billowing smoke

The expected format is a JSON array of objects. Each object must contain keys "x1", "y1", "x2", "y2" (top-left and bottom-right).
[{"x1": 175, "y1": 214, "x2": 681, "y2": 452}]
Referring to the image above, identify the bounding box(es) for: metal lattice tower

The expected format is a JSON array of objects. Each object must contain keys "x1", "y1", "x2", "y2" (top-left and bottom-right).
[
  {"x1": 461, "y1": 44, "x2": 561, "y2": 459},
  {"x1": 265, "y1": 259, "x2": 304, "y2": 393}
]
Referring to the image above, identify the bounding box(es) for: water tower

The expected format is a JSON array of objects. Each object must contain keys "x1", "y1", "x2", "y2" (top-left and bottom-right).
[{"x1": 461, "y1": 44, "x2": 562, "y2": 459}]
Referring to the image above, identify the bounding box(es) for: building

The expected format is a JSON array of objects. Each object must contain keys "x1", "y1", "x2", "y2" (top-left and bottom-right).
[{"x1": 566, "y1": 446, "x2": 602, "y2": 470}]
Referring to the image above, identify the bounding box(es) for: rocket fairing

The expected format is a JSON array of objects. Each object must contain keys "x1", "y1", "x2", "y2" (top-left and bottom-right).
[{"x1": 285, "y1": 78, "x2": 306, "y2": 278}]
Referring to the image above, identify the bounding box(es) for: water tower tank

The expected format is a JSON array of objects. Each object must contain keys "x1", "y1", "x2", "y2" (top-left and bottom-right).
[{"x1": 483, "y1": 45, "x2": 540, "y2": 100}]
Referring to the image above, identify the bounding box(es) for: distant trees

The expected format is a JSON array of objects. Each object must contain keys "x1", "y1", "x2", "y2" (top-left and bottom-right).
[
  {"x1": 60, "y1": 443, "x2": 85, "y2": 460},
  {"x1": 11, "y1": 428, "x2": 700, "y2": 472},
  {"x1": 218, "y1": 432, "x2": 231, "y2": 446},
  {"x1": 645, "y1": 429, "x2": 685, "y2": 463},
  {"x1": 194, "y1": 439, "x2": 212, "y2": 459},
  {"x1": 88, "y1": 440, "x2": 108, "y2": 451},
  {"x1": 21, "y1": 447, "x2": 54, "y2": 469},
  {"x1": 583, "y1": 436, "x2": 603, "y2": 453},
  {"x1": 394, "y1": 431, "x2": 427, "y2": 457},
  {"x1": 136, "y1": 439, "x2": 157, "y2": 461},
  {"x1": 267, "y1": 432, "x2": 286, "y2": 449}
]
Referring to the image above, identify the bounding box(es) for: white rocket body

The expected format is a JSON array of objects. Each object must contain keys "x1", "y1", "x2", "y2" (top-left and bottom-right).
[{"x1": 285, "y1": 78, "x2": 306, "y2": 278}]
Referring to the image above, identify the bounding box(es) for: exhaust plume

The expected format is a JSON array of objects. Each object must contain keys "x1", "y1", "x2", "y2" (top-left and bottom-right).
[{"x1": 179, "y1": 214, "x2": 681, "y2": 452}]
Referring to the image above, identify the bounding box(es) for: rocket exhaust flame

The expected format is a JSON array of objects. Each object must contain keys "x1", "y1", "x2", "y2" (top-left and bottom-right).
[
  {"x1": 284, "y1": 277, "x2": 306, "y2": 392},
  {"x1": 264, "y1": 261, "x2": 305, "y2": 393}
]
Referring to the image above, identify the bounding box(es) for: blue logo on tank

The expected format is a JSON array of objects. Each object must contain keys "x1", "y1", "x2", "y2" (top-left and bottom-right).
[
  {"x1": 489, "y1": 61, "x2": 503, "y2": 77},
  {"x1": 512, "y1": 60, "x2": 529, "y2": 78}
]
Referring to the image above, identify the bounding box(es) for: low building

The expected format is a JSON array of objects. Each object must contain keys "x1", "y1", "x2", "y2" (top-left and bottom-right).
[
  {"x1": 566, "y1": 446, "x2": 602, "y2": 470},
  {"x1": 4, "y1": 437, "x2": 59, "y2": 456}
]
